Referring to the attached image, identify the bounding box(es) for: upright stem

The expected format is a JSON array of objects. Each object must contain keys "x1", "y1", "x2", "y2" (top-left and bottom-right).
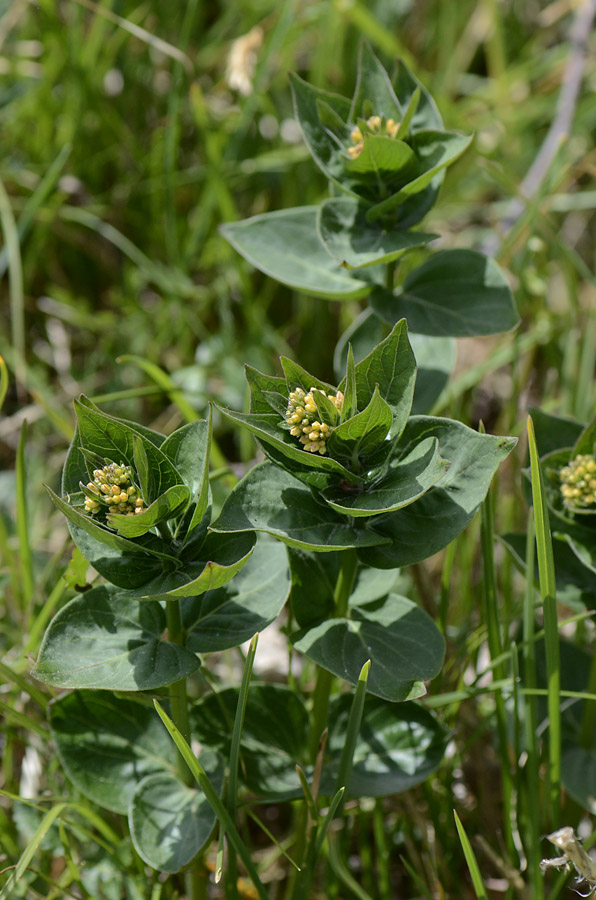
[
  {"x1": 166, "y1": 599, "x2": 191, "y2": 781},
  {"x1": 385, "y1": 260, "x2": 396, "y2": 292},
  {"x1": 308, "y1": 549, "x2": 358, "y2": 761},
  {"x1": 166, "y1": 599, "x2": 204, "y2": 900}
]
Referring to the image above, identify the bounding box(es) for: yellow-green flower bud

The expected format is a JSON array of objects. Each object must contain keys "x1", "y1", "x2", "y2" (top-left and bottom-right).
[
  {"x1": 284, "y1": 385, "x2": 344, "y2": 455},
  {"x1": 560, "y1": 453, "x2": 596, "y2": 511}
]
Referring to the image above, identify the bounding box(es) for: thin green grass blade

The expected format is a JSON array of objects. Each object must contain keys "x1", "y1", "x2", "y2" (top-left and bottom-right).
[
  {"x1": 225, "y1": 632, "x2": 258, "y2": 898},
  {"x1": 398, "y1": 855, "x2": 434, "y2": 900},
  {"x1": 527, "y1": 415, "x2": 560, "y2": 822},
  {"x1": 520, "y1": 509, "x2": 544, "y2": 898},
  {"x1": 479, "y1": 475, "x2": 517, "y2": 865},
  {"x1": 313, "y1": 787, "x2": 345, "y2": 860},
  {"x1": 244, "y1": 808, "x2": 300, "y2": 872},
  {"x1": 0, "y1": 174, "x2": 25, "y2": 394},
  {"x1": 327, "y1": 830, "x2": 374, "y2": 900},
  {"x1": 333, "y1": 659, "x2": 371, "y2": 802},
  {"x1": 453, "y1": 810, "x2": 489, "y2": 900},
  {"x1": 153, "y1": 700, "x2": 269, "y2": 900}
]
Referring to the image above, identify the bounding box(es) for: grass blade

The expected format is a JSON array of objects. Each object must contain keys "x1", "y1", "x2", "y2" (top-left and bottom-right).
[
  {"x1": 0, "y1": 173, "x2": 25, "y2": 394},
  {"x1": 0, "y1": 803, "x2": 66, "y2": 899},
  {"x1": 453, "y1": 810, "x2": 488, "y2": 900},
  {"x1": 527, "y1": 415, "x2": 560, "y2": 822}
]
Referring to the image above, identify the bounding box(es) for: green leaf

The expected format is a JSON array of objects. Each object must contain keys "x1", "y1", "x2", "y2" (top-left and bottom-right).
[
  {"x1": 121, "y1": 530, "x2": 256, "y2": 600},
  {"x1": 32, "y1": 585, "x2": 200, "y2": 690},
  {"x1": 108, "y1": 484, "x2": 190, "y2": 537},
  {"x1": 397, "y1": 86, "x2": 420, "y2": 141},
  {"x1": 367, "y1": 131, "x2": 473, "y2": 221},
  {"x1": 288, "y1": 548, "x2": 341, "y2": 628},
  {"x1": 129, "y1": 751, "x2": 224, "y2": 873},
  {"x1": 192, "y1": 685, "x2": 310, "y2": 800},
  {"x1": 341, "y1": 344, "x2": 358, "y2": 422},
  {"x1": 322, "y1": 695, "x2": 448, "y2": 797},
  {"x1": 350, "y1": 42, "x2": 402, "y2": 122},
  {"x1": 182, "y1": 537, "x2": 290, "y2": 652},
  {"x1": 62, "y1": 545, "x2": 90, "y2": 591},
  {"x1": 133, "y1": 434, "x2": 150, "y2": 503},
  {"x1": 572, "y1": 413, "x2": 596, "y2": 457},
  {"x1": 50, "y1": 691, "x2": 175, "y2": 814},
  {"x1": 363, "y1": 417, "x2": 517, "y2": 568},
  {"x1": 210, "y1": 461, "x2": 390, "y2": 552},
  {"x1": 349, "y1": 319, "x2": 416, "y2": 433},
  {"x1": 289, "y1": 73, "x2": 354, "y2": 187},
  {"x1": 323, "y1": 436, "x2": 448, "y2": 517},
  {"x1": 76, "y1": 394, "x2": 166, "y2": 447},
  {"x1": 345, "y1": 136, "x2": 415, "y2": 177},
  {"x1": 528, "y1": 407, "x2": 583, "y2": 457},
  {"x1": 318, "y1": 197, "x2": 437, "y2": 269},
  {"x1": 245, "y1": 366, "x2": 287, "y2": 416},
  {"x1": 327, "y1": 385, "x2": 393, "y2": 463},
  {"x1": 63, "y1": 521, "x2": 166, "y2": 590},
  {"x1": 561, "y1": 746, "x2": 596, "y2": 814},
  {"x1": 293, "y1": 593, "x2": 445, "y2": 701},
  {"x1": 371, "y1": 250, "x2": 519, "y2": 337},
  {"x1": 280, "y1": 357, "x2": 336, "y2": 395},
  {"x1": 160, "y1": 419, "x2": 209, "y2": 502},
  {"x1": 409, "y1": 333, "x2": 456, "y2": 414},
  {"x1": 392, "y1": 59, "x2": 443, "y2": 131},
  {"x1": 340, "y1": 323, "x2": 453, "y2": 418},
  {"x1": 220, "y1": 207, "x2": 372, "y2": 300}
]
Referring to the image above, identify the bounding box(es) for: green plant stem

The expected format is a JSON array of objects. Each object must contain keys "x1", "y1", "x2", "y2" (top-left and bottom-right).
[
  {"x1": 165, "y1": 599, "x2": 203, "y2": 900},
  {"x1": 165, "y1": 600, "x2": 191, "y2": 780},
  {"x1": 386, "y1": 260, "x2": 396, "y2": 292},
  {"x1": 308, "y1": 549, "x2": 358, "y2": 761}
]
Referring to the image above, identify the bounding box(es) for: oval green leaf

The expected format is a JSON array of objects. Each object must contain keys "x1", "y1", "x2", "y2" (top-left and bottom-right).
[
  {"x1": 182, "y1": 537, "x2": 290, "y2": 652},
  {"x1": 323, "y1": 695, "x2": 448, "y2": 797},
  {"x1": 318, "y1": 197, "x2": 437, "y2": 269},
  {"x1": 220, "y1": 207, "x2": 372, "y2": 300},
  {"x1": 129, "y1": 750, "x2": 224, "y2": 872},
  {"x1": 293, "y1": 593, "x2": 445, "y2": 701},
  {"x1": 33, "y1": 585, "x2": 200, "y2": 690},
  {"x1": 371, "y1": 250, "x2": 519, "y2": 337},
  {"x1": 50, "y1": 691, "x2": 175, "y2": 814}
]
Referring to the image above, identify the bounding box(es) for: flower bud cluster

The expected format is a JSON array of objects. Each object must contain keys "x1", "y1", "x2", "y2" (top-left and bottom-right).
[
  {"x1": 348, "y1": 114, "x2": 401, "y2": 159},
  {"x1": 560, "y1": 453, "x2": 596, "y2": 511},
  {"x1": 84, "y1": 462, "x2": 145, "y2": 516},
  {"x1": 285, "y1": 386, "x2": 344, "y2": 455}
]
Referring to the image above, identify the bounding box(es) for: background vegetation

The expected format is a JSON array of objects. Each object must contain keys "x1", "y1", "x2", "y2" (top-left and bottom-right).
[{"x1": 2, "y1": 0, "x2": 596, "y2": 897}]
